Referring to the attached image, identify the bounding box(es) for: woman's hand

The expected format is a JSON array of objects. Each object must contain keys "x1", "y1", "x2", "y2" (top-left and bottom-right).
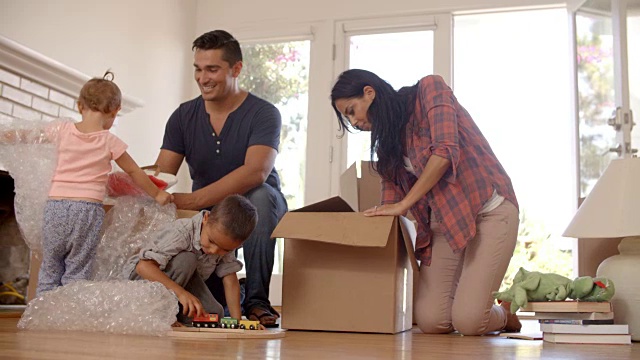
[{"x1": 363, "y1": 202, "x2": 408, "y2": 217}]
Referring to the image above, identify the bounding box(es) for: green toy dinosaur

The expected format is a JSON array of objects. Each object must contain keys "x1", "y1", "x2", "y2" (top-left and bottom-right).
[{"x1": 493, "y1": 267, "x2": 615, "y2": 313}]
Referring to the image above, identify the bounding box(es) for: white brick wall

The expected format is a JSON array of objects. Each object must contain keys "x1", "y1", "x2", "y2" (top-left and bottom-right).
[
  {"x1": 12, "y1": 104, "x2": 41, "y2": 120},
  {"x1": 0, "y1": 68, "x2": 20, "y2": 87},
  {"x1": 0, "y1": 96, "x2": 13, "y2": 115},
  {"x1": 2, "y1": 86, "x2": 32, "y2": 107},
  {"x1": 32, "y1": 97, "x2": 59, "y2": 117},
  {"x1": 20, "y1": 78, "x2": 49, "y2": 98},
  {"x1": 0, "y1": 67, "x2": 78, "y2": 122},
  {"x1": 49, "y1": 89, "x2": 76, "y2": 109}
]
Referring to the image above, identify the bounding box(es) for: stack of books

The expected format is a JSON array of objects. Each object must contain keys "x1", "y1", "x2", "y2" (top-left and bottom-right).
[{"x1": 520, "y1": 301, "x2": 631, "y2": 345}]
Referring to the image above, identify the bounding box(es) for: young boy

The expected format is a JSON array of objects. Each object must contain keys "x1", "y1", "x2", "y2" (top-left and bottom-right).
[{"x1": 124, "y1": 194, "x2": 257, "y2": 323}]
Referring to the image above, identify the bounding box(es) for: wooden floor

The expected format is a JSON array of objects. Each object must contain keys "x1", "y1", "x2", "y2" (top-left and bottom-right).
[{"x1": 0, "y1": 315, "x2": 636, "y2": 360}]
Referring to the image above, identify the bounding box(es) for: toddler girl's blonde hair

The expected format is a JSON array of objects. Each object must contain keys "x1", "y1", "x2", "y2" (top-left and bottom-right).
[{"x1": 78, "y1": 70, "x2": 122, "y2": 114}]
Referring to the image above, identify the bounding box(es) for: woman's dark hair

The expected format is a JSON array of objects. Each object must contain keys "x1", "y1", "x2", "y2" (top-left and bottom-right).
[
  {"x1": 192, "y1": 30, "x2": 242, "y2": 66},
  {"x1": 330, "y1": 69, "x2": 417, "y2": 181},
  {"x1": 207, "y1": 194, "x2": 258, "y2": 241}
]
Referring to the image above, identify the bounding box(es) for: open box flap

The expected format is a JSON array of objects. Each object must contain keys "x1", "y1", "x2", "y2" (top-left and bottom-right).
[
  {"x1": 293, "y1": 196, "x2": 355, "y2": 213},
  {"x1": 398, "y1": 216, "x2": 419, "y2": 272},
  {"x1": 357, "y1": 161, "x2": 382, "y2": 212},
  {"x1": 339, "y1": 162, "x2": 359, "y2": 211},
  {"x1": 272, "y1": 212, "x2": 395, "y2": 247}
]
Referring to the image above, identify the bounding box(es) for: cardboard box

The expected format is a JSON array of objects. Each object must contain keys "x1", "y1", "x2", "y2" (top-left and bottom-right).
[{"x1": 272, "y1": 162, "x2": 418, "y2": 334}]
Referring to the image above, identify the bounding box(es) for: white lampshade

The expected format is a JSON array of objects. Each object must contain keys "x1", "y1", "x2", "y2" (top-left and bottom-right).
[
  {"x1": 563, "y1": 157, "x2": 640, "y2": 238},
  {"x1": 563, "y1": 157, "x2": 640, "y2": 342}
]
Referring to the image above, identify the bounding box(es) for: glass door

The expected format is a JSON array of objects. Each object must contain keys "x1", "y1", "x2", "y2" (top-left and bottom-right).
[
  {"x1": 573, "y1": 0, "x2": 638, "y2": 195},
  {"x1": 627, "y1": 3, "x2": 640, "y2": 154}
]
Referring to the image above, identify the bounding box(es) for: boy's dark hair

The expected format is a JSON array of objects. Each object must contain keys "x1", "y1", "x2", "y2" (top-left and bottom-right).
[
  {"x1": 207, "y1": 194, "x2": 258, "y2": 241},
  {"x1": 192, "y1": 30, "x2": 242, "y2": 66},
  {"x1": 78, "y1": 70, "x2": 122, "y2": 114}
]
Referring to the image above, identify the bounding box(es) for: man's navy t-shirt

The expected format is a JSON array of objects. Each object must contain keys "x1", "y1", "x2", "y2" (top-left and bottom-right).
[{"x1": 161, "y1": 93, "x2": 282, "y2": 193}]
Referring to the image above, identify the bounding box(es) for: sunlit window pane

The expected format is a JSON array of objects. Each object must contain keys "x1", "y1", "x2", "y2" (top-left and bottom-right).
[
  {"x1": 455, "y1": 9, "x2": 574, "y2": 287},
  {"x1": 238, "y1": 40, "x2": 311, "y2": 274}
]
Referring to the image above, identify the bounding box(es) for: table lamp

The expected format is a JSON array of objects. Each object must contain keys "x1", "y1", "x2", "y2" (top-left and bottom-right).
[{"x1": 563, "y1": 157, "x2": 640, "y2": 341}]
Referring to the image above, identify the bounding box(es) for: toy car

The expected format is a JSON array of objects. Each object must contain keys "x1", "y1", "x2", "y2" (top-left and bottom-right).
[
  {"x1": 239, "y1": 319, "x2": 260, "y2": 330},
  {"x1": 220, "y1": 317, "x2": 239, "y2": 329},
  {"x1": 192, "y1": 313, "x2": 219, "y2": 328}
]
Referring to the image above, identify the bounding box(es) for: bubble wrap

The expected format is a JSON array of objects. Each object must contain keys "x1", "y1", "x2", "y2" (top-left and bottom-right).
[
  {"x1": 0, "y1": 118, "x2": 65, "y2": 258},
  {"x1": 92, "y1": 196, "x2": 177, "y2": 281},
  {"x1": 2, "y1": 118, "x2": 181, "y2": 336},
  {"x1": 17, "y1": 280, "x2": 178, "y2": 336}
]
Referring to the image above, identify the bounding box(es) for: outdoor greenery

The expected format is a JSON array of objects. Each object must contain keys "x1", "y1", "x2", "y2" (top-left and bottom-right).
[
  {"x1": 500, "y1": 212, "x2": 573, "y2": 291},
  {"x1": 239, "y1": 42, "x2": 309, "y2": 211},
  {"x1": 239, "y1": 43, "x2": 308, "y2": 106}
]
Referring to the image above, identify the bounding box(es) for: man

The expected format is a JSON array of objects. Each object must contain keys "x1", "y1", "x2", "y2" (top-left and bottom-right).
[{"x1": 155, "y1": 30, "x2": 287, "y2": 327}]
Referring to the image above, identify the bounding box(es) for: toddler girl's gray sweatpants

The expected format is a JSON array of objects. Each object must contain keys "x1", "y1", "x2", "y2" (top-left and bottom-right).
[{"x1": 37, "y1": 199, "x2": 104, "y2": 295}]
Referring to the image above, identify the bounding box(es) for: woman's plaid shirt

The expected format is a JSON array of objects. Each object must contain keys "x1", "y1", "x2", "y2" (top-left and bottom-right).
[{"x1": 381, "y1": 75, "x2": 518, "y2": 266}]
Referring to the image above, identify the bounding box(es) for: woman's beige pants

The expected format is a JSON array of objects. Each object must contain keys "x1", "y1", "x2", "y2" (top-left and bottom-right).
[{"x1": 414, "y1": 200, "x2": 519, "y2": 335}]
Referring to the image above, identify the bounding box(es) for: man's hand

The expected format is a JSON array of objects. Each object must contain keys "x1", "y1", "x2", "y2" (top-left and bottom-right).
[
  {"x1": 175, "y1": 289, "x2": 206, "y2": 318},
  {"x1": 172, "y1": 193, "x2": 200, "y2": 210}
]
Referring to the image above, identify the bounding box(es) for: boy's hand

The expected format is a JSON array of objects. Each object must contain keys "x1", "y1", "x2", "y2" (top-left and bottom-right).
[
  {"x1": 176, "y1": 289, "x2": 206, "y2": 318},
  {"x1": 155, "y1": 190, "x2": 174, "y2": 205}
]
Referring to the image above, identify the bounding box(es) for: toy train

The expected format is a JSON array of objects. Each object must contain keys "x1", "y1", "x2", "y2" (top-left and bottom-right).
[{"x1": 192, "y1": 313, "x2": 261, "y2": 330}]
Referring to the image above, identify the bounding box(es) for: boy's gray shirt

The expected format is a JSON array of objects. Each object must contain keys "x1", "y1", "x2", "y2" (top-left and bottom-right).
[{"x1": 123, "y1": 210, "x2": 243, "y2": 280}]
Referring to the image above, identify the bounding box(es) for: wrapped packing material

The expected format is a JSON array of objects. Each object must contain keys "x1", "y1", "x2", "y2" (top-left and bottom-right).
[
  {"x1": 18, "y1": 280, "x2": 178, "y2": 336},
  {"x1": 2, "y1": 118, "x2": 181, "y2": 335},
  {"x1": 92, "y1": 196, "x2": 177, "y2": 281},
  {"x1": 0, "y1": 118, "x2": 65, "y2": 257}
]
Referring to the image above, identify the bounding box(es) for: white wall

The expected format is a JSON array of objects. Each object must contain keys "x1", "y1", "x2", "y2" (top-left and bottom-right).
[{"x1": 0, "y1": 0, "x2": 197, "y2": 191}]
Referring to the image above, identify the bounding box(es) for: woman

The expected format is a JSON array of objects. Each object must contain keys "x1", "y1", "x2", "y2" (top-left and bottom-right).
[{"x1": 331, "y1": 69, "x2": 521, "y2": 335}]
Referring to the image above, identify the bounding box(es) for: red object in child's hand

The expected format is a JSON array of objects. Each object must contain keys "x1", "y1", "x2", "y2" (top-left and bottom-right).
[
  {"x1": 107, "y1": 172, "x2": 169, "y2": 197},
  {"x1": 148, "y1": 175, "x2": 168, "y2": 190}
]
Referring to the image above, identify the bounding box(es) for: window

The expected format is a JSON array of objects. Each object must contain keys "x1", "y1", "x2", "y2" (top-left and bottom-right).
[
  {"x1": 454, "y1": 8, "x2": 574, "y2": 288},
  {"x1": 237, "y1": 40, "x2": 311, "y2": 276}
]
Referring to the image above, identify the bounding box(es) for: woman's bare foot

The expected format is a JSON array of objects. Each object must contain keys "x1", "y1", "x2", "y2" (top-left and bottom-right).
[{"x1": 500, "y1": 302, "x2": 522, "y2": 332}]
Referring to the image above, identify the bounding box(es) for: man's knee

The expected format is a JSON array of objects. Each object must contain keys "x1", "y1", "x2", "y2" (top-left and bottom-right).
[{"x1": 244, "y1": 184, "x2": 278, "y2": 211}]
